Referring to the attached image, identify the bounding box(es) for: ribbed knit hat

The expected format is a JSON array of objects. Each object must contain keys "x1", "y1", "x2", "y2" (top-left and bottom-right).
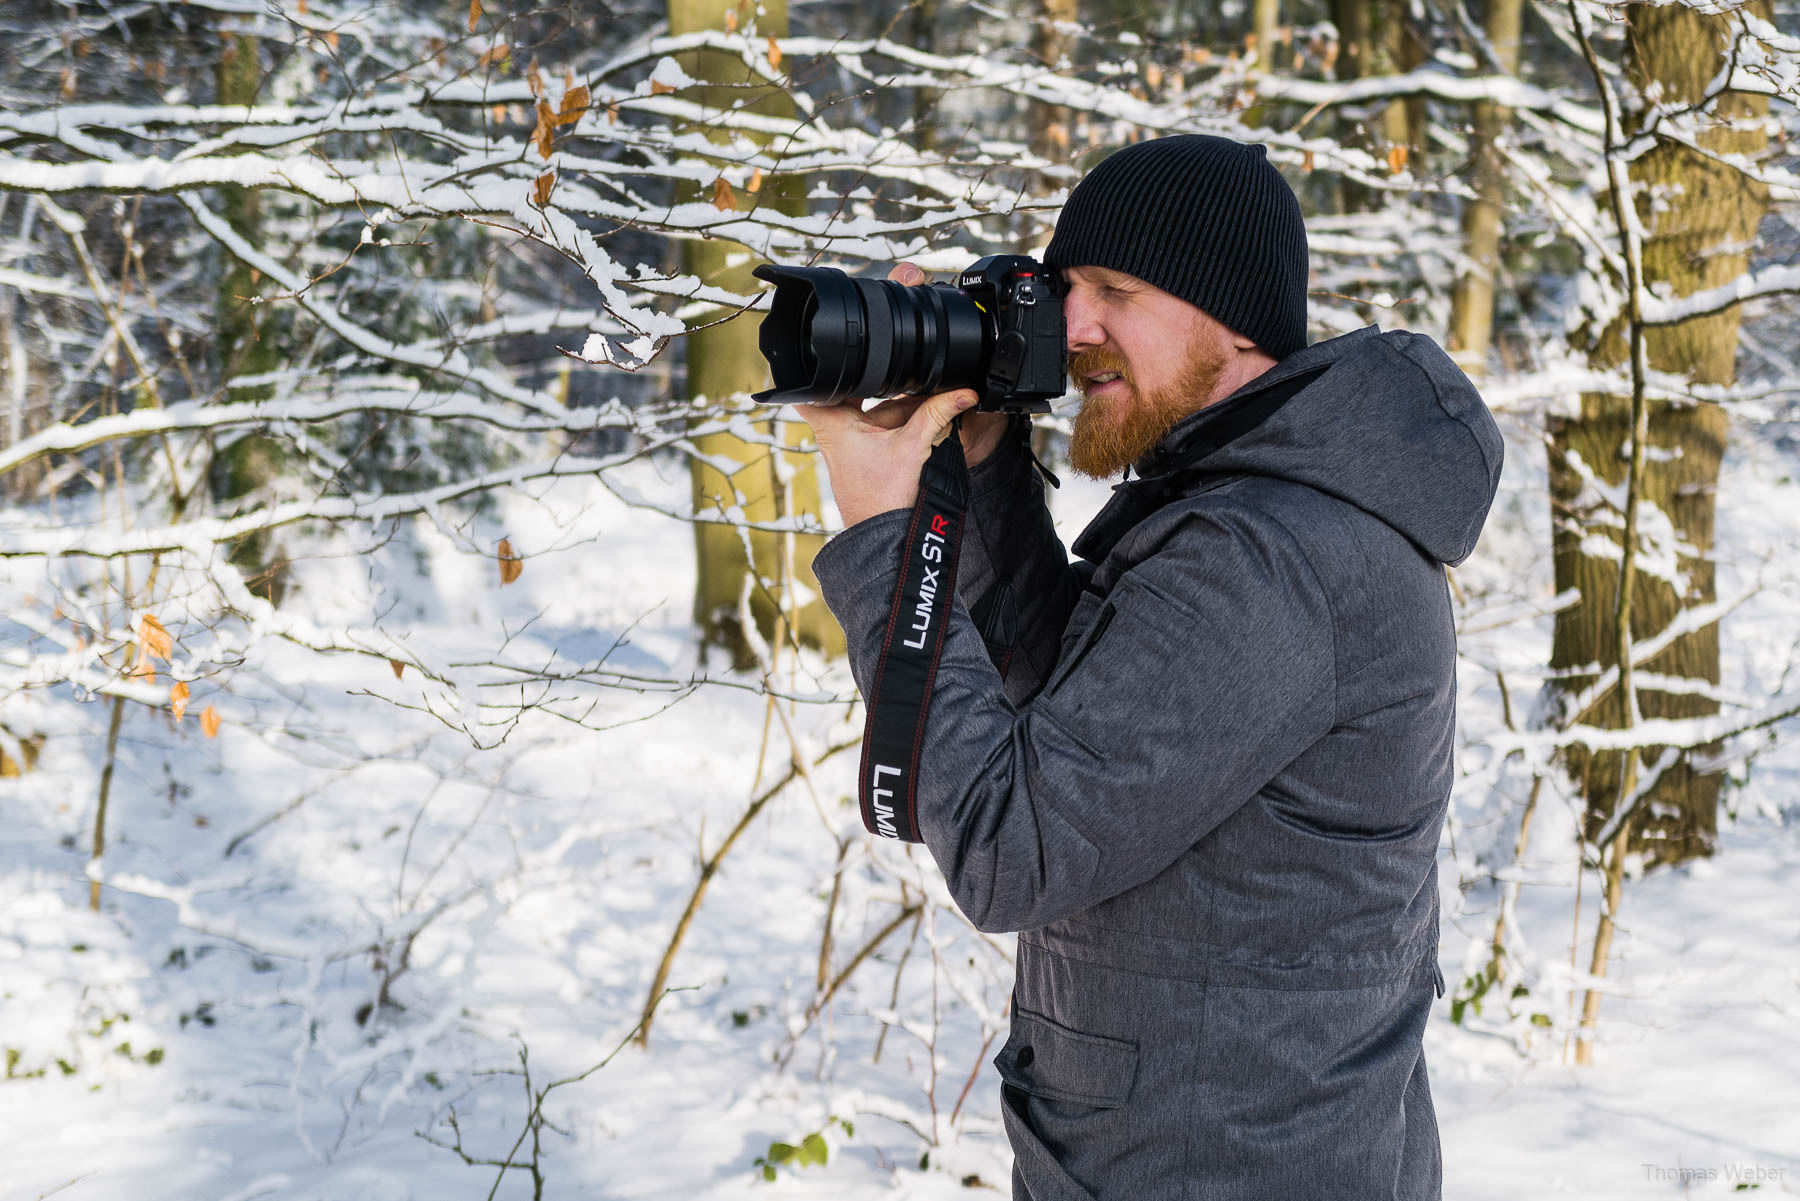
[{"x1": 1044, "y1": 135, "x2": 1310, "y2": 360}]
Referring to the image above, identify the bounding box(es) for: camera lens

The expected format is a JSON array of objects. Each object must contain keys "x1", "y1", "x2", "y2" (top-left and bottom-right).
[{"x1": 751, "y1": 265, "x2": 988, "y2": 405}]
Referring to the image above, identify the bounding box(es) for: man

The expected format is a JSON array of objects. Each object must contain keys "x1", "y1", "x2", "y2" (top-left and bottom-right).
[{"x1": 798, "y1": 134, "x2": 1502, "y2": 1201}]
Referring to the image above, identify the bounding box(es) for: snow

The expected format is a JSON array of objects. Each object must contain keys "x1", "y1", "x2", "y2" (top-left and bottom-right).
[{"x1": 2, "y1": 406, "x2": 1797, "y2": 1199}]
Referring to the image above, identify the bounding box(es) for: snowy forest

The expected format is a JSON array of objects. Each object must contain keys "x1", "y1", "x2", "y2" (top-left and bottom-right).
[{"x1": 2, "y1": 0, "x2": 1798, "y2": 1196}]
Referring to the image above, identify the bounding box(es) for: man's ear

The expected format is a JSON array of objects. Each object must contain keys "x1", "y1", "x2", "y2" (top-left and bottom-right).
[{"x1": 1230, "y1": 332, "x2": 1259, "y2": 352}]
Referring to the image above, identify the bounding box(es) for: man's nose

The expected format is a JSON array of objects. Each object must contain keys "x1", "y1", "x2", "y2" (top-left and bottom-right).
[{"x1": 1063, "y1": 293, "x2": 1105, "y2": 352}]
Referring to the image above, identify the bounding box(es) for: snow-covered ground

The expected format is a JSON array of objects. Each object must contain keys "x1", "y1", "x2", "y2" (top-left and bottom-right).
[{"x1": 3, "y1": 411, "x2": 1797, "y2": 1201}]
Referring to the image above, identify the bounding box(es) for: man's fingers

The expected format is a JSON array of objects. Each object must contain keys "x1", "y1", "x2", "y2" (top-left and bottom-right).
[
  {"x1": 862, "y1": 395, "x2": 924, "y2": 430},
  {"x1": 791, "y1": 400, "x2": 858, "y2": 436},
  {"x1": 912, "y1": 389, "x2": 979, "y2": 449},
  {"x1": 886, "y1": 261, "x2": 926, "y2": 286}
]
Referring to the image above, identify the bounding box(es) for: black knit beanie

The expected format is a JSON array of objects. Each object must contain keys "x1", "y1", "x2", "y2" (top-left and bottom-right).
[{"x1": 1044, "y1": 134, "x2": 1310, "y2": 360}]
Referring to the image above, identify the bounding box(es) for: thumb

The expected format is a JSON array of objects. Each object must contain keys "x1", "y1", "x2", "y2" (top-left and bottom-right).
[{"x1": 911, "y1": 389, "x2": 979, "y2": 451}]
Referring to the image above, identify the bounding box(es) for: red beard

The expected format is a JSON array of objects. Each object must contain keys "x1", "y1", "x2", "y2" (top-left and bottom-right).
[{"x1": 1067, "y1": 338, "x2": 1229, "y2": 479}]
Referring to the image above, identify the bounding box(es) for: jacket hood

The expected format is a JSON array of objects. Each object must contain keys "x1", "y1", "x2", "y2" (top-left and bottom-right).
[{"x1": 1132, "y1": 325, "x2": 1503, "y2": 566}]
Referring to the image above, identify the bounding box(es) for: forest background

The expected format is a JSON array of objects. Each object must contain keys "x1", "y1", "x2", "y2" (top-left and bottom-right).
[{"x1": 2, "y1": 0, "x2": 1799, "y2": 1197}]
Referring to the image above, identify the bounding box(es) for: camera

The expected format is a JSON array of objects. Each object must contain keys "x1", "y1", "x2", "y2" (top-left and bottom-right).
[{"x1": 749, "y1": 255, "x2": 1065, "y2": 413}]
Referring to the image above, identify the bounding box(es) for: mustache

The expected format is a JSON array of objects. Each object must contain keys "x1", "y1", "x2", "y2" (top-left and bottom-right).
[{"x1": 1069, "y1": 348, "x2": 1130, "y2": 383}]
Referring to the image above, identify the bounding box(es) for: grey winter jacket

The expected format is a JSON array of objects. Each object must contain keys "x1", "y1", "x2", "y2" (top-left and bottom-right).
[{"x1": 809, "y1": 324, "x2": 1503, "y2": 1201}]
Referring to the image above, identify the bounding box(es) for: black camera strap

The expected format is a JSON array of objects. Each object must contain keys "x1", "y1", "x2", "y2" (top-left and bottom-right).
[{"x1": 856, "y1": 418, "x2": 981, "y2": 843}]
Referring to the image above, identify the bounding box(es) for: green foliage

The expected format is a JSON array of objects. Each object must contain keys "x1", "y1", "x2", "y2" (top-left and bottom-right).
[
  {"x1": 1451, "y1": 973, "x2": 1553, "y2": 1031},
  {"x1": 753, "y1": 1118, "x2": 852, "y2": 1182},
  {"x1": 1448, "y1": 970, "x2": 1490, "y2": 1026}
]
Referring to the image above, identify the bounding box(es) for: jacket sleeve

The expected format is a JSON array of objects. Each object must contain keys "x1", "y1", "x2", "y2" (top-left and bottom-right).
[
  {"x1": 811, "y1": 496, "x2": 1337, "y2": 934},
  {"x1": 956, "y1": 417, "x2": 1090, "y2": 706}
]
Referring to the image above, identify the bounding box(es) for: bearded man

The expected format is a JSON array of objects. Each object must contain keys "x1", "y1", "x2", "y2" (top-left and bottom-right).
[{"x1": 797, "y1": 134, "x2": 1503, "y2": 1201}]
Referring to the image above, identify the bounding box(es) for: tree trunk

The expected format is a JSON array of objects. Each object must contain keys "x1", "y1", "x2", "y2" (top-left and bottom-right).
[
  {"x1": 210, "y1": 31, "x2": 288, "y2": 605},
  {"x1": 1546, "y1": 1, "x2": 1771, "y2": 870},
  {"x1": 1028, "y1": 0, "x2": 1081, "y2": 167},
  {"x1": 1446, "y1": 0, "x2": 1523, "y2": 377},
  {"x1": 1329, "y1": 0, "x2": 1420, "y2": 212},
  {"x1": 669, "y1": 0, "x2": 842, "y2": 669}
]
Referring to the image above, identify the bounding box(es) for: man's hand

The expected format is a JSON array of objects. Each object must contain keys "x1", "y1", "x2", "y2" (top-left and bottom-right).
[{"x1": 793, "y1": 263, "x2": 1016, "y2": 529}]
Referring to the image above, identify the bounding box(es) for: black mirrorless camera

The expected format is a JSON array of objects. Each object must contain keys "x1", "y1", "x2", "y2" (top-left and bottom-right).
[{"x1": 749, "y1": 255, "x2": 1065, "y2": 413}]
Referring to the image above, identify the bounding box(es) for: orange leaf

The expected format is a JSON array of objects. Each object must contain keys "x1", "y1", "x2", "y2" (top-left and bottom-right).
[
  {"x1": 297, "y1": 0, "x2": 307, "y2": 12},
  {"x1": 650, "y1": 78, "x2": 676, "y2": 96},
  {"x1": 139, "y1": 613, "x2": 173, "y2": 662},
  {"x1": 132, "y1": 655, "x2": 155, "y2": 682},
  {"x1": 498, "y1": 539, "x2": 523, "y2": 585},
  {"x1": 528, "y1": 56, "x2": 545, "y2": 100},
  {"x1": 533, "y1": 171, "x2": 555, "y2": 207},
  {"x1": 1387, "y1": 144, "x2": 1409, "y2": 175},
  {"x1": 478, "y1": 40, "x2": 507, "y2": 67},
  {"x1": 390, "y1": 659, "x2": 406, "y2": 679},
  {"x1": 533, "y1": 99, "x2": 555, "y2": 159},
  {"x1": 170, "y1": 680, "x2": 190, "y2": 722},
  {"x1": 467, "y1": 0, "x2": 481, "y2": 34},
  {"x1": 766, "y1": 36, "x2": 782, "y2": 70},
  {"x1": 200, "y1": 705, "x2": 220, "y2": 739},
  {"x1": 325, "y1": 30, "x2": 339, "y2": 51},
  {"x1": 711, "y1": 176, "x2": 739, "y2": 211},
  {"x1": 1144, "y1": 62, "x2": 1163, "y2": 90},
  {"x1": 555, "y1": 83, "x2": 589, "y2": 126},
  {"x1": 724, "y1": 6, "x2": 738, "y2": 31},
  {"x1": 1303, "y1": 148, "x2": 1315, "y2": 172},
  {"x1": 606, "y1": 102, "x2": 619, "y2": 124},
  {"x1": 745, "y1": 166, "x2": 763, "y2": 193}
]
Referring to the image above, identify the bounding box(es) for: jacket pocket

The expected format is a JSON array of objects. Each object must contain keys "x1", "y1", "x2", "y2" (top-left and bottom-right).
[
  {"x1": 1040, "y1": 599, "x2": 1116, "y2": 699},
  {"x1": 994, "y1": 1004, "x2": 1139, "y2": 1107},
  {"x1": 994, "y1": 1006, "x2": 1141, "y2": 1201}
]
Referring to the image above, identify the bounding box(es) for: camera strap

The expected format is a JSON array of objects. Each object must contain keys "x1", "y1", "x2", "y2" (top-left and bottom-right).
[{"x1": 856, "y1": 417, "x2": 984, "y2": 843}]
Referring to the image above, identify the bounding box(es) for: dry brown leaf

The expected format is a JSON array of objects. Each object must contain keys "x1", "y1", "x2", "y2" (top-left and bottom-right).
[
  {"x1": 490, "y1": 103, "x2": 507, "y2": 123},
  {"x1": 533, "y1": 99, "x2": 555, "y2": 159},
  {"x1": 607, "y1": 102, "x2": 619, "y2": 124},
  {"x1": 297, "y1": 0, "x2": 307, "y2": 13},
  {"x1": 533, "y1": 171, "x2": 555, "y2": 207},
  {"x1": 467, "y1": 0, "x2": 481, "y2": 34},
  {"x1": 724, "y1": 5, "x2": 738, "y2": 32},
  {"x1": 1144, "y1": 62, "x2": 1163, "y2": 90},
  {"x1": 200, "y1": 706, "x2": 220, "y2": 738},
  {"x1": 140, "y1": 613, "x2": 173, "y2": 662},
  {"x1": 326, "y1": 30, "x2": 339, "y2": 51},
  {"x1": 745, "y1": 166, "x2": 763, "y2": 193},
  {"x1": 170, "y1": 680, "x2": 190, "y2": 722},
  {"x1": 477, "y1": 40, "x2": 507, "y2": 68},
  {"x1": 59, "y1": 67, "x2": 76, "y2": 98},
  {"x1": 1045, "y1": 121, "x2": 1069, "y2": 152},
  {"x1": 132, "y1": 656, "x2": 155, "y2": 682},
  {"x1": 498, "y1": 539, "x2": 523, "y2": 585},
  {"x1": 390, "y1": 659, "x2": 405, "y2": 679},
  {"x1": 1387, "y1": 144, "x2": 1409, "y2": 175},
  {"x1": 649, "y1": 78, "x2": 676, "y2": 96},
  {"x1": 766, "y1": 36, "x2": 782, "y2": 70},
  {"x1": 711, "y1": 177, "x2": 739, "y2": 211},
  {"x1": 528, "y1": 56, "x2": 545, "y2": 99},
  {"x1": 1303, "y1": 148, "x2": 1316, "y2": 173},
  {"x1": 556, "y1": 83, "x2": 589, "y2": 126}
]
